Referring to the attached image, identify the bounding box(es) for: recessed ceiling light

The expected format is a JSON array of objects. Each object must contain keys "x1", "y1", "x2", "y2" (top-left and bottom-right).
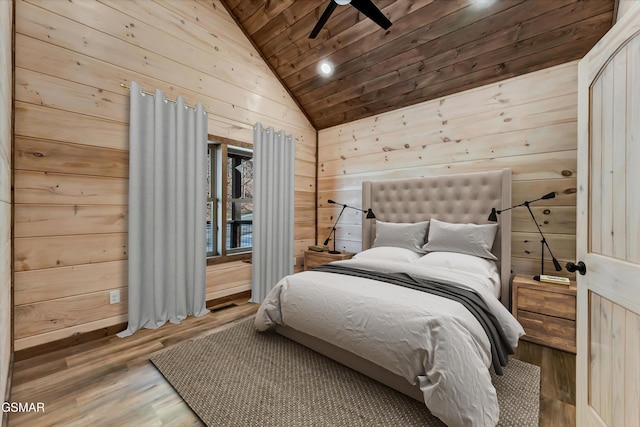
[
  {"x1": 318, "y1": 60, "x2": 333, "y2": 76},
  {"x1": 320, "y1": 62, "x2": 332, "y2": 74}
]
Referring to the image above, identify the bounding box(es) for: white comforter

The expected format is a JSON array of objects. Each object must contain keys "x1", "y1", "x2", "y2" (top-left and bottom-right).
[{"x1": 255, "y1": 258, "x2": 525, "y2": 427}]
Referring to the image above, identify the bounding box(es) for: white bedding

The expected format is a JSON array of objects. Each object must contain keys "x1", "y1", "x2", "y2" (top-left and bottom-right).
[{"x1": 255, "y1": 258, "x2": 525, "y2": 427}]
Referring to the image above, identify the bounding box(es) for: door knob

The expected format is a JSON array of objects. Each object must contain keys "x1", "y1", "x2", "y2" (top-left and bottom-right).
[{"x1": 566, "y1": 261, "x2": 587, "y2": 275}]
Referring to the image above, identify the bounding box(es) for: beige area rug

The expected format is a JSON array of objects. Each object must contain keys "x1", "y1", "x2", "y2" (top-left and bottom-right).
[{"x1": 151, "y1": 319, "x2": 539, "y2": 427}]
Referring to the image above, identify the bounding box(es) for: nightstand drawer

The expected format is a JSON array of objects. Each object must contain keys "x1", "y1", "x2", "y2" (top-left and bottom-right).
[
  {"x1": 303, "y1": 251, "x2": 354, "y2": 271},
  {"x1": 517, "y1": 287, "x2": 576, "y2": 321},
  {"x1": 305, "y1": 254, "x2": 333, "y2": 270},
  {"x1": 518, "y1": 310, "x2": 576, "y2": 353},
  {"x1": 512, "y1": 274, "x2": 577, "y2": 353}
]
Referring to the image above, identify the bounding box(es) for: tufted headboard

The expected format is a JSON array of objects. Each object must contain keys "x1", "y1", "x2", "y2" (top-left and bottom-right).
[{"x1": 362, "y1": 169, "x2": 512, "y2": 309}]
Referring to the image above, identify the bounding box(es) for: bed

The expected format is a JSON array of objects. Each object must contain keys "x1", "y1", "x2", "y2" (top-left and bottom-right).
[{"x1": 255, "y1": 169, "x2": 525, "y2": 427}]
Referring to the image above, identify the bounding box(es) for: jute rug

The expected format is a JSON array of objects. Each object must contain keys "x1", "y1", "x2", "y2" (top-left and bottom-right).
[{"x1": 151, "y1": 319, "x2": 539, "y2": 426}]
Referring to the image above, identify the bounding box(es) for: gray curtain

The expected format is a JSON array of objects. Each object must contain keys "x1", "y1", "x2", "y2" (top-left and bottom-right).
[
  {"x1": 251, "y1": 123, "x2": 295, "y2": 302},
  {"x1": 119, "y1": 82, "x2": 209, "y2": 338}
]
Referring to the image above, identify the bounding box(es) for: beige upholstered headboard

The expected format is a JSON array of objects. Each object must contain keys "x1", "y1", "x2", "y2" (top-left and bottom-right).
[{"x1": 362, "y1": 169, "x2": 512, "y2": 309}]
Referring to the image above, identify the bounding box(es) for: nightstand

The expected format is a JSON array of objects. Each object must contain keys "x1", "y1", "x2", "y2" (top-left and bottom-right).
[
  {"x1": 303, "y1": 250, "x2": 355, "y2": 271},
  {"x1": 512, "y1": 274, "x2": 577, "y2": 354}
]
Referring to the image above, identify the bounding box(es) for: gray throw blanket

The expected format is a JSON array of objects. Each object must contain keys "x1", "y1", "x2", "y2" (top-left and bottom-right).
[{"x1": 311, "y1": 264, "x2": 514, "y2": 375}]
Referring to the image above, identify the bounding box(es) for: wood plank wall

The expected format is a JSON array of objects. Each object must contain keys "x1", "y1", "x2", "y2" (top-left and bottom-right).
[
  {"x1": 317, "y1": 61, "x2": 579, "y2": 280},
  {"x1": 12, "y1": 0, "x2": 316, "y2": 351},
  {"x1": 0, "y1": 0, "x2": 13, "y2": 403}
]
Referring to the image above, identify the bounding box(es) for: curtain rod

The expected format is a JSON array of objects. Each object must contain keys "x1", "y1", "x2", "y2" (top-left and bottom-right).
[{"x1": 120, "y1": 83, "x2": 254, "y2": 129}]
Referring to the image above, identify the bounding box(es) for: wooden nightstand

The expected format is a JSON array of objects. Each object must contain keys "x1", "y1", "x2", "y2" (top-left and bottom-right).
[
  {"x1": 303, "y1": 250, "x2": 355, "y2": 271},
  {"x1": 512, "y1": 274, "x2": 577, "y2": 354}
]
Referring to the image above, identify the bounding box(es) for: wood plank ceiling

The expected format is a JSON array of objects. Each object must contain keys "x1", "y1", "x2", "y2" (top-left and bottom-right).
[{"x1": 221, "y1": 0, "x2": 615, "y2": 130}]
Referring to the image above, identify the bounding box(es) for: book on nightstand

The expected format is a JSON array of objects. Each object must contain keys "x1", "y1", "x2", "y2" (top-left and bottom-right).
[{"x1": 535, "y1": 274, "x2": 571, "y2": 286}]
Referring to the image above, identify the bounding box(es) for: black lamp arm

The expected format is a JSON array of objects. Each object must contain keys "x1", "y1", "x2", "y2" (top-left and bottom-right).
[
  {"x1": 323, "y1": 204, "x2": 347, "y2": 253},
  {"x1": 327, "y1": 200, "x2": 376, "y2": 219},
  {"x1": 328, "y1": 199, "x2": 371, "y2": 215},
  {"x1": 489, "y1": 192, "x2": 562, "y2": 276},
  {"x1": 324, "y1": 200, "x2": 375, "y2": 254},
  {"x1": 524, "y1": 201, "x2": 562, "y2": 272},
  {"x1": 492, "y1": 192, "x2": 556, "y2": 216}
]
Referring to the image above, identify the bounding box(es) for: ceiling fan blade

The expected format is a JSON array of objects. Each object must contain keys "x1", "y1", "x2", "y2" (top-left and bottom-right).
[
  {"x1": 309, "y1": 1, "x2": 338, "y2": 39},
  {"x1": 350, "y1": 0, "x2": 392, "y2": 30}
]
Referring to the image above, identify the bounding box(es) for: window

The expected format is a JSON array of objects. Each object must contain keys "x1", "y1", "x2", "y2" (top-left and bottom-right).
[{"x1": 206, "y1": 137, "x2": 253, "y2": 262}]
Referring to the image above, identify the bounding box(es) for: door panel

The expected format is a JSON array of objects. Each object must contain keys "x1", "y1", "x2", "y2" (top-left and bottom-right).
[
  {"x1": 589, "y1": 37, "x2": 638, "y2": 261},
  {"x1": 577, "y1": 4, "x2": 640, "y2": 426},
  {"x1": 624, "y1": 312, "x2": 640, "y2": 426},
  {"x1": 589, "y1": 294, "x2": 640, "y2": 426},
  {"x1": 628, "y1": 36, "x2": 640, "y2": 264}
]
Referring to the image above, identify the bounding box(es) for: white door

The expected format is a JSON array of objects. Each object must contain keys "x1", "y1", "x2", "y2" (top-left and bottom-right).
[{"x1": 576, "y1": 4, "x2": 640, "y2": 426}]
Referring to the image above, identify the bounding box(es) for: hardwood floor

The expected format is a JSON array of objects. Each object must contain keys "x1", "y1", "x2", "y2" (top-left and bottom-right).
[
  {"x1": 513, "y1": 340, "x2": 577, "y2": 427},
  {"x1": 9, "y1": 300, "x2": 575, "y2": 426},
  {"x1": 8, "y1": 299, "x2": 258, "y2": 427}
]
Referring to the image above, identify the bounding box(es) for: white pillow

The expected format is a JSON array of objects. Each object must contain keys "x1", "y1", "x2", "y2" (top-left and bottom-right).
[
  {"x1": 372, "y1": 220, "x2": 429, "y2": 254},
  {"x1": 414, "y1": 251, "x2": 501, "y2": 289},
  {"x1": 422, "y1": 218, "x2": 498, "y2": 260},
  {"x1": 354, "y1": 247, "x2": 423, "y2": 263}
]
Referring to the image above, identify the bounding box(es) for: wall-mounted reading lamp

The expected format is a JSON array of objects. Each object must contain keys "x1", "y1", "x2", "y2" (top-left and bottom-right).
[
  {"x1": 324, "y1": 200, "x2": 376, "y2": 254},
  {"x1": 489, "y1": 192, "x2": 562, "y2": 281}
]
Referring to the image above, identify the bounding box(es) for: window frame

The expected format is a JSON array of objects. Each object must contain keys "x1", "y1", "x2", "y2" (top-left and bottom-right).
[{"x1": 206, "y1": 135, "x2": 253, "y2": 266}]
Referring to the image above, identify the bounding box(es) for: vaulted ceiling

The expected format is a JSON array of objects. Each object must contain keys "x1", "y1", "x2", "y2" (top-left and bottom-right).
[{"x1": 221, "y1": 0, "x2": 615, "y2": 130}]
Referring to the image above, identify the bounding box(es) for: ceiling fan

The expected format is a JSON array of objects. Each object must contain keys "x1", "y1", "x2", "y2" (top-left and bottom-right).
[{"x1": 309, "y1": 0, "x2": 392, "y2": 39}]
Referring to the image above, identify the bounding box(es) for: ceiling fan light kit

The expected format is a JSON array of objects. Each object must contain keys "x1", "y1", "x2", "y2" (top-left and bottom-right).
[{"x1": 309, "y1": 0, "x2": 392, "y2": 39}]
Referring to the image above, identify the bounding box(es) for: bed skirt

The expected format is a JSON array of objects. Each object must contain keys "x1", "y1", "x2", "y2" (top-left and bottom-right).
[{"x1": 275, "y1": 325, "x2": 424, "y2": 402}]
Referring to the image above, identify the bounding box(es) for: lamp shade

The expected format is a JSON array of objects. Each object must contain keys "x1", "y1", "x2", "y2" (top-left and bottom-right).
[{"x1": 488, "y1": 208, "x2": 498, "y2": 222}]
